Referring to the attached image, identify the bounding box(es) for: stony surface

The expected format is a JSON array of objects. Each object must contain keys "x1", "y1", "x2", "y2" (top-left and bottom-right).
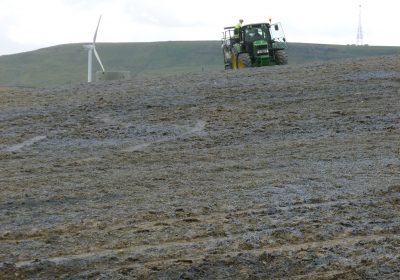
[{"x1": 0, "y1": 56, "x2": 399, "y2": 279}]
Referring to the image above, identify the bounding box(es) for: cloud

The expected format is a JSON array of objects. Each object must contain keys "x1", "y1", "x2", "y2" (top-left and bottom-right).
[{"x1": 123, "y1": 1, "x2": 209, "y2": 28}]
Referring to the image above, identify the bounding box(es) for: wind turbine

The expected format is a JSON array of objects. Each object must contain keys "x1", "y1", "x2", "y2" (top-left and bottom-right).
[{"x1": 83, "y1": 16, "x2": 105, "y2": 83}]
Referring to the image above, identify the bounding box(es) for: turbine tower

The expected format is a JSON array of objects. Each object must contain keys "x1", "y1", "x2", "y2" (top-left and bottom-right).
[
  {"x1": 83, "y1": 16, "x2": 105, "y2": 83},
  {"x1": 356, "y1": 4, "x2": 363, "y2": 46}
]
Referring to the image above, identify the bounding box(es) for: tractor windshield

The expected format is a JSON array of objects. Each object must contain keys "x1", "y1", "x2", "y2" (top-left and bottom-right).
[{"x1": 244, "y1": 26, "x2": 268, "y2": 42}]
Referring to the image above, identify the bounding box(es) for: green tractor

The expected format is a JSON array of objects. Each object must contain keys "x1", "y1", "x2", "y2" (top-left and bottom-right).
[{"x1": 222, "y1": 21, "x2": 288, "y2": 69}]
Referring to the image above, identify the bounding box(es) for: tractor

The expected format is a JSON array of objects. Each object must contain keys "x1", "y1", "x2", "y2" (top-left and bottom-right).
[{"x1": 222, "y1": 21, "x2": 288, "y2": 69}]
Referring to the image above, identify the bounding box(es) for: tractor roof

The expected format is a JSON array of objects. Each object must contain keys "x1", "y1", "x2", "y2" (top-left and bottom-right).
[
  {"x1": 224, "y1": 23, "x2": 270, "y2": 30},
  {"x1": 242, "y1": 23, "x2": 269, "y2": 28}
]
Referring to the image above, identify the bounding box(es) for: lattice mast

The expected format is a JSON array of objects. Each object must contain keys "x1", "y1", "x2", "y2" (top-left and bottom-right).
[{"x1": 356, "y1": 4, "x2": 363, "y2": 45}]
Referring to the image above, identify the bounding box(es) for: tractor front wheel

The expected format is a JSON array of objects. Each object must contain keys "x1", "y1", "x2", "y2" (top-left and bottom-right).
[
  {"x1": 274, "y1": 50, "x2": 288, "y2": 65},
  {"x1": 237, "y1": 53, "x2": 251, "y2": 69}
]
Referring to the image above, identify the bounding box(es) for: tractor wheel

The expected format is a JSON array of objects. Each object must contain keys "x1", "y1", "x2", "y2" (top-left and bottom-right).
[
  {"x1": 274, "y1": 50, "x2": 288, "y2": 65},
  {"x1": 237, "y1": 53, "x2": 251, "y2": 69}
]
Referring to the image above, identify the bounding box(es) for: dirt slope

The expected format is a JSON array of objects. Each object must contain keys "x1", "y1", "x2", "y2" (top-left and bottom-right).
[{"x1": 0, "y1": 56, "x2": 399, "y2": 279}]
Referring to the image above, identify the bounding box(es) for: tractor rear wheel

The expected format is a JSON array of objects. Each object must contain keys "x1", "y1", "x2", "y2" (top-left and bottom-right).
[
  {"x1": 237, "y1": 53, "x2": 251, "y2": 69},
  {"x1": 275, "y1": 50, "x2": 288, "y2": 65},
  {"x1": 223, "y1": 48, "x2": 233, "y2": 70}
]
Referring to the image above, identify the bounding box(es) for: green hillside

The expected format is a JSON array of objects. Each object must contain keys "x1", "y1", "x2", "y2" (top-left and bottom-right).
[
  {"x1": 287, "y1": 43, "x2": 400, "y2": 64},
  {"x1": 0, "y1": 41, "x2": 399, "y2": 87}
]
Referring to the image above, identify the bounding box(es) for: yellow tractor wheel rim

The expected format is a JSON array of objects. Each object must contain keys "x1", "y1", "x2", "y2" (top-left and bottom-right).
[
  {"x1": 238, "y1": 58, "x2": 245, "y2": 69},
  {"x1": 231, "y1": 53, "x2": 247, "y2": 69},
  {"x1": 231, "y1": 53, "x2": 237, "y2": 69}
]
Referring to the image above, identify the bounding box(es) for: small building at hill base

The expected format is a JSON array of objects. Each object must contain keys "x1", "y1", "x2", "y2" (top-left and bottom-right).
[{"x1": 96, "y1": 71, "x2": 131, "y2": 82}]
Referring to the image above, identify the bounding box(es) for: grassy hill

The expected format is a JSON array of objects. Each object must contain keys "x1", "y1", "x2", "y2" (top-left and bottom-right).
[
  {"x1": 287, "y1": 43, "x2": 400, "y2": 64},
  {"x1": 0, "y1": 41, "x2": 399, "y2": 87}
]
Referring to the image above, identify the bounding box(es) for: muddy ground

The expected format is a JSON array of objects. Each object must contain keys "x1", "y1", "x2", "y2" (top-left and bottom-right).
[{"x1": 0, "y1": 56, "x2": 399, "y2": 279}]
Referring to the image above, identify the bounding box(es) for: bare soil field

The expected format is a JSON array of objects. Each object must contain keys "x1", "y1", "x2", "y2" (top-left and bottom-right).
[{"x1": 0, "y1": 56, "x2": 399, "y2": 279}]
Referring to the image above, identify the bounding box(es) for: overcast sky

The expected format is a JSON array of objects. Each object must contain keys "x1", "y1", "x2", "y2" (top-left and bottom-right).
[{"x1": 0, "y1": 0, "x2": 399, "y2": 56}]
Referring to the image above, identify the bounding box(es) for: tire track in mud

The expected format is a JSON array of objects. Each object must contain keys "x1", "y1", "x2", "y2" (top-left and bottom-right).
[
  {"x1": 7, "y1": 191, "x2": 399, "y2": 269},
  {"x1": 121, "y1": 120, "x2": 206, "y2": 152},
  {"x1": 2, "y1": 136, "x2": 47, "y2": 152},
  {"x1": 1, "y1": 194, "x2": 375, "y2": 242},
  {"x1": 14, "y1": 233, "x2": 397, "y2": 269}
]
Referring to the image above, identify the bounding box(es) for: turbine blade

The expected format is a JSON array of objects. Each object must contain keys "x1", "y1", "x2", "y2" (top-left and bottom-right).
[
  {"x1": 93, "y1": 15, "x2": 102, "y2": 44},
  {"x1": 93, "y1": 47, "x2": 105, "y2": 72}
]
